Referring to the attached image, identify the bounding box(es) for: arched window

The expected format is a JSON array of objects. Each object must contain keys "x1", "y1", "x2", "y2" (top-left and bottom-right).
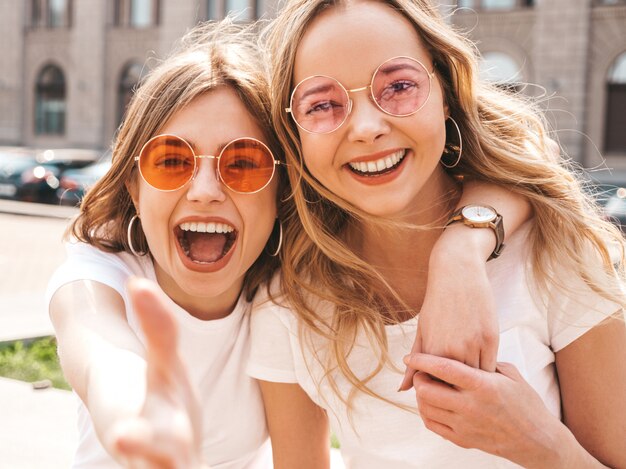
[
  {"x1": 118, "y1": 62, "x2": 143, "y2": 125},
  {"x1": 35, "y1": 64, "x2": 66, "y2": 135},
  {"x1": 479, "y1": 51, "x2": 523, "y2": 91},
  {"x1": 605, "y1": 52, "x2": 626, "y2": 154}
]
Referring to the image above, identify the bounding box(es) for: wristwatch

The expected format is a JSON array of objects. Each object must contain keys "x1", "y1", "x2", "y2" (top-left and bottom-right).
[{"x1": 445, "y1": 204, "x2": 505, "y2": 260}]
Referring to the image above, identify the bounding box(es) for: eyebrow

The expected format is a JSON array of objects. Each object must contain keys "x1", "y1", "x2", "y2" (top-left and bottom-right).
[
  {"x1": 297, "y1": 82, "x2": 338, "y2": 103},
  {"x1": 377, "y1": 62, "x2": 426, "y2": 76}
]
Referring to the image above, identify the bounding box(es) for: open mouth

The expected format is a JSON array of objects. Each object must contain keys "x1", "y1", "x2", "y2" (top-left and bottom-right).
[
  {"x1": 347, "y1": 149, "x2": 407, "y2": 177},
  {"x1": 175, "y1": 221, "x2": 237, "y2": 264}
]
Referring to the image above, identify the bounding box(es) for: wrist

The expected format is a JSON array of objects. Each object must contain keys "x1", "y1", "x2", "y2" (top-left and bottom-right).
[
  {"x1": 522, "y1": 423, "x2": 595, "y2": 469},
  {"x1": 432, "y1": 222, "x2": 497, "y2": 266}
]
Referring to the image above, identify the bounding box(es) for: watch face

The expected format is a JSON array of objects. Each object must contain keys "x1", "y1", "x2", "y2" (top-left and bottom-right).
[{"x1": 461, "y1": 204, "x2": 497, "y2": 223}]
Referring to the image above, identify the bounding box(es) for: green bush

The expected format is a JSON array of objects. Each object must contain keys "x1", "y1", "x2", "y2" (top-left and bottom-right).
[{"x1": 0, "y1": 336, "x2": 70, "y2": 390}]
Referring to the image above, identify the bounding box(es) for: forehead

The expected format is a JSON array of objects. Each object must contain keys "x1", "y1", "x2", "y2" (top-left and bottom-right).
[
  {"x1": 160, "y1": 86, "x2": 267, "y2": 150},
  {"x1": 294, "y1": 1, "x2": 431, "y2": 85}
]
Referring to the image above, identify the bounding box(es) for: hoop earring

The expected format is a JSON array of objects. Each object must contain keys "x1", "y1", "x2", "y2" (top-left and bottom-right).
[
  {"x1": 266, "y1": 218, "x2": 283, "y2": 257},
  {"x1": 440, "y1": 117, "x2": 462, "y2": 169},
  {"x1": 127, "y1": 215, "x2": 145, "y2": 257}
]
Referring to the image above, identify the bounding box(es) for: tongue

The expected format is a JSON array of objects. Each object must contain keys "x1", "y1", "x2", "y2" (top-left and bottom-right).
[{"x1": 186, "y1": 232, "x2": 228, "y2": 263}]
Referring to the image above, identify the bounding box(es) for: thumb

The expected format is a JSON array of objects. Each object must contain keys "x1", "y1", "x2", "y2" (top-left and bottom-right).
[
  {"x1": 127, "y1": 277, "x2": 179, "y2": 369},
  {"x1": 398, "y1": 331, "x2": 422, "y2": 392}
]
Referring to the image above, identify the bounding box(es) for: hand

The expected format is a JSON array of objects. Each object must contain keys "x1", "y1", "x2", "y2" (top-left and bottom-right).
[
  {"x1": 399, "y1": 236, "x2": 499, "y2": 390},
  {"x1": 108, "y1": 278, "x2": 205, "y2": 469},
  {"x1": 404, "y1": 353, "x2": 568, "y2": 469}
]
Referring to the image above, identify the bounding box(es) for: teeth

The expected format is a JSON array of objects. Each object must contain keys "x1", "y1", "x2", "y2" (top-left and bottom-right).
[
  {"x1": 348, "y1": 150, "x2": 406, "y2": 174},
  {"x1": 179, "y1": 222, "x2": 234, "y2": 233}
]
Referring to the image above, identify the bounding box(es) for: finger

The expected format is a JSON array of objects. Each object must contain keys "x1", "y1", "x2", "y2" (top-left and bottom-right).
[
  {"x1": 404, "y1": 353, "x2": 481, "y2": 390},
  {"x1": 478, "y1": 335, "x2": 498, "y2": 372},
  {"x1": 421, "y1": 416, "x2": 457, "y2": 442},
  {"x1": 463, "y1": 344, "x2": 480, "y2": 370},
  {"x1": 412, "y1": 372, "x2": 463, "y2": 412},
  {"x1": 117, "y1": 436, "x2": 176, "y2": 469},
  {"x1": 112, "y1": 419, "x2": 180, "y2": 469},
  {"x1": 417, "y1": 400, "x2": 456, "y2": 426},
  {"x1": 127, "y1": 278, "x2": 179, "y2": 368},
  {"x1": 495, "y1": 361, "x2": 524, "y2": 381},
  {"x1": 399, "y1": 331, "x2": 422, "y2": 391}
]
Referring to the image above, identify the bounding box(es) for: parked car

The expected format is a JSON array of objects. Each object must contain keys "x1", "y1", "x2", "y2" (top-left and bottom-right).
[
  {"x1": 585, "y1": 170, "x2": 626, "y2": 233},
  {"x1": 57, "y1": 154, "x2": 112, "y2": 206},
  {"x1": 0, "y1": 148, "x2": 99, "y2": 205}
]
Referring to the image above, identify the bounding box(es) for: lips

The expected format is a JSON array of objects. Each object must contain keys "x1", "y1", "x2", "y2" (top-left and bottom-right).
[
  {"x1": 175, "y1": 220, "x2": 237, "y2": 267},
  {"x1": 345, "y1": 149, "x2": 407, "y2": 178}
]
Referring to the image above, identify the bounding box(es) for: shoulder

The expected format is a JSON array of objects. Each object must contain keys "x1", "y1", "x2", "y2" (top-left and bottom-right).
[{"x1": 47, "y1": 241, "x2": 154, "y2": 305}]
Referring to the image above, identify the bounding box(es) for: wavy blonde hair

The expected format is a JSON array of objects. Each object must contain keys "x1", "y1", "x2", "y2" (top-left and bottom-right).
[
  {"x1": 69, "y1": 18, "x2": 286, "y2": 301},
  {"x1": 265, "y1": 0, "x2": 626, "y2": 409}
]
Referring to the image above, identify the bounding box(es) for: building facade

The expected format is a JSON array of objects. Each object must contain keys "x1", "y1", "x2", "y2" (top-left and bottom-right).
[
  {"x1": 450, "y1": 0, "x2": 626, "y2": 168},
  {"x1": 0, "y1": 0, "x2": 624, "y2": 169},
  {"x1": 0, "y1": 0, "x2": 279, "y2": 152}
]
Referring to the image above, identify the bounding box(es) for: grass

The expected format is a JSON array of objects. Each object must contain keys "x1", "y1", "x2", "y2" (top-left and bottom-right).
[{"x1": 0, "y1": 336, "x2": 70, "y2": 390}]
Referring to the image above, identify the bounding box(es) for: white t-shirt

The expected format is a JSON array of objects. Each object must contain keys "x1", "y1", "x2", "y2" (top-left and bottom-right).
[
  {"x1": 247, "y1": 223, "x2": 619, "y2": 469},
  {"x1": 46, "y1": 242, "x2": 271, "y2": 469}
]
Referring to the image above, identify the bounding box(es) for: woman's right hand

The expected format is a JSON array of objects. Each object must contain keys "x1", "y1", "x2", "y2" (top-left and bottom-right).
[{"x1": 109, "y1": 278, "x2": 206, "y2": 469}]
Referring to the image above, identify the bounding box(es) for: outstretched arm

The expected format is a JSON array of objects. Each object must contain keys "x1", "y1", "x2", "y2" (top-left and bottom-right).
[
  {"x1": 50, "y1": 278, "x2": 206, "y2": 468},
  {"x1": 110, "y1": 278, "x2": 205, "y2": 468},
  {"x1": 50, "y1": 280, "x2": 149, "y2": 462},
  {"x1": 400, "y1": 182, "x2": 531, "y2": 389}
]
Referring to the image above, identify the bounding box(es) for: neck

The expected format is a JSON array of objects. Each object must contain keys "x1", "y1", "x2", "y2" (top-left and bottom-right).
[
  {"x1": 348, "y1": 169, "x2": 460, "y2": 313},
  {"x1": 154, "y1": 265, "x2": 243, "y2": 321}
]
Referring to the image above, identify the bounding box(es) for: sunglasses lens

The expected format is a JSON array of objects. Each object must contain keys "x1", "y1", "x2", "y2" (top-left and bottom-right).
[
  {"x1": 291, "y1": 76, "x2": 349, "y2": 133},
  {"x1": 139, "y1": 136, "x2": 195, "y2": 190},
  {"x1": 372, "y1": 57, "x2": 431, "y2": 116},
  {"x1": 219, "y1": 139, "x2": 275, "y2": 193}
]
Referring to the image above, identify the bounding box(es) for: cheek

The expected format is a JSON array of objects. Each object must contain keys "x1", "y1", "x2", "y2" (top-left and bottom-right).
[
  {"x1": 136, "y1": 187, "x2": 176, "y2": 252},
  {"x1": 299, "y1": 133, "x2": 338, "y2": 185}
]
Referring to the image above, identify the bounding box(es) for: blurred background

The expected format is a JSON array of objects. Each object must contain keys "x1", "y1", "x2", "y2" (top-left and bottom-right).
[{"x1": 0, "y1": 1, "x2": 624, "y2": 468}]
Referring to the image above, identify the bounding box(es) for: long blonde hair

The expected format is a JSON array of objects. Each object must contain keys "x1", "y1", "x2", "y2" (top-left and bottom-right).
[
  {"x1": 266, "y1": 0, "x2": 626, "y2": 409},
  {"x1": 70, "y1": 19, "x2": 286, "y2": 301}
]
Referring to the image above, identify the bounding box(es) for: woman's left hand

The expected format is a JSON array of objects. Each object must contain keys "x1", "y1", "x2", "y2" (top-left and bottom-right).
[
  {"x1": 109, "y1": 278, "x2": 206, "y2": 469},
  {"x1": 404, "y1": 353, "x2": 571, "y2": 469}
]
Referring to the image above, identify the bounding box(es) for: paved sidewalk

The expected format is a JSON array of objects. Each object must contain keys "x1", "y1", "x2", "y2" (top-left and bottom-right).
[
  {"x1": 0, "y1": 377, "x2": 78, "y2": 469},
  {"x1": 0, "y1": 203, "x2": 75, "y2": 342}
]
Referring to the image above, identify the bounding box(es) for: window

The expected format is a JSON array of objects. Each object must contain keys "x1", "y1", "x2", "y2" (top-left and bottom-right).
[
  {"x1": 605, "y1": 53, "x2": 626, "y2": 154},
  {"x1": 204, "y1": 0, "x2": 260, "y2": 21},
  {"x1": 114, "y1": 0, "x2": 160, "y2": 27},
  {"x1": 457, "y1": 0, "x2": 533, "y2": 9},
  {"x1": 35, "y1": 64, "x2": 66, "y2": 135},
  {"x1": 595, "y1": 0, "x2": 626, "y2": 5},
  {"x1": 30, "y1": 0, "x2": 72, "y2": 28},
  {"x1": 118, "y1": 62, "x2": 143, "y2": 125},
  {"x1": 480, "y1": 52, "x2": 522, "y2": 89}
]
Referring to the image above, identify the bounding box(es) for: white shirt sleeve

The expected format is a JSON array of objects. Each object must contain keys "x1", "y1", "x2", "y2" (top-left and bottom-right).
[
  {"x1": 247, "y1": 289, "x2": 299, "y2": 384},
  {"x1": 548, "y1": 277, "x2": 621, "y2": 352},
  {"x1": 547, "y1": 245, "x2": 622, "y2": 352},
  {"x1": 45, "y1": 241, "x2": 133, "y2": 309}
]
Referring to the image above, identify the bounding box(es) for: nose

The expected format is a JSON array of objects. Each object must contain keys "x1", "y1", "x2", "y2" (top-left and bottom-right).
[
  {"x1": 186, "y1": 157, "x2": 227, "y2": 203},
  {"x1": 346, "y1": 92, "x2": 390, "y2": 144}
]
